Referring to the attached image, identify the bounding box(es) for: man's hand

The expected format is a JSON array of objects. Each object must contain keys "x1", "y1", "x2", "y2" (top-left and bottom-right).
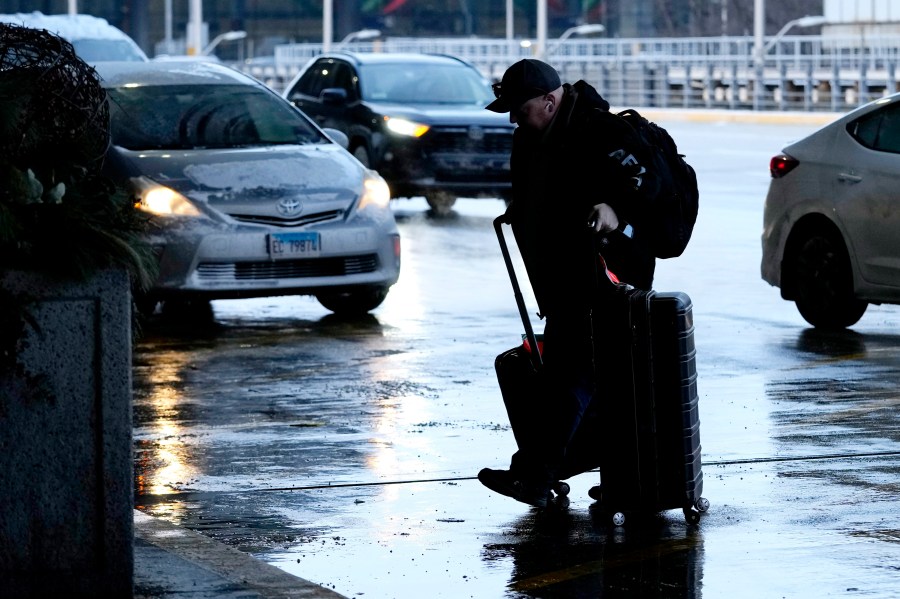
[{"x1": 588, "y1": 203, "x2": 619, "y2": 233}]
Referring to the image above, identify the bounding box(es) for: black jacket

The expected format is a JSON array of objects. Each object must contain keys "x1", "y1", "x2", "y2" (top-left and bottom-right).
[{"x1": 505, "y1": 80, "x2": 657, "y2": 318}]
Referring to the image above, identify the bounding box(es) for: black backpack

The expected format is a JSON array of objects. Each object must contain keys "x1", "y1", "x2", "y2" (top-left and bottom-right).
[{"x1": 617, "y1": 109, "x2": 699, "y2": 259}]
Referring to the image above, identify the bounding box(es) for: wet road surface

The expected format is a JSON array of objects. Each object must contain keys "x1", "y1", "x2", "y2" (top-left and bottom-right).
[{"x1": 133, "y1": 119, "x2": 900, "y2": 597}]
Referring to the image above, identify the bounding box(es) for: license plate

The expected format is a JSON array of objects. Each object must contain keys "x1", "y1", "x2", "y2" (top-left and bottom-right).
[{"x1": 267, "y1": 232, "x2": 321, "y2": 258}]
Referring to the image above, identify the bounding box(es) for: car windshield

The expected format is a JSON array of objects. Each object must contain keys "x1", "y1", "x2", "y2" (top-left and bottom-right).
[
  {"x1": 72, "y1": 39, "x2": 147, "y2": 62},
  {"x1": 107, "y1": 84, "x2": 325, "y2": 150},
  {"x1": 358, "y1": 62, "x2": 494, "y2": 105}
]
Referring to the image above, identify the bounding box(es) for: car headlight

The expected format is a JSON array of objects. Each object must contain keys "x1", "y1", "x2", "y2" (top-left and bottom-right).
[
  {"x1": 357, "y1": 173, "x2": 391, "y2": 211},
  {"x1": 130, "y1": 176, "x2": 204, "y2": 217},
  {"x1": 384, "y1": 116, "x2": 430, "y2": 138}
]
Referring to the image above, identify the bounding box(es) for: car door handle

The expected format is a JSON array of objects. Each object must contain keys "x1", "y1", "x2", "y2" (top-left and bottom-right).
[{"x1": 838, "y1": 172, "x2": 862, "y2": 184}]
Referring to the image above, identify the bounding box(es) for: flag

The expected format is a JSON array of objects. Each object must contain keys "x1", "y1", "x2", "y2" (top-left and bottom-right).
[{"x1": 383, "y1": 0, "x2": 409, "y2": 14}]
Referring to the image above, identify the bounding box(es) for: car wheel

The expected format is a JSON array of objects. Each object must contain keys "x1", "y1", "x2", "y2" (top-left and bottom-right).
[
  {"x1": 792, "y1": 231, "x2": 867, "y2": 329},
  {"x1": 352, "y1": 144, "x2": 371, "y2": 168},
  {"x1": 160, "y1": 298, "x2": 213, "y2": 320},
  {"x1": 317, "y1": 287, "x2": 389, "y2": 315},
  {"x1": 134, "y1": 294, "x2": 160, "y2": 318},
  {"x1": 425, "y1": 191, "x2": 456, "y2": 216}
]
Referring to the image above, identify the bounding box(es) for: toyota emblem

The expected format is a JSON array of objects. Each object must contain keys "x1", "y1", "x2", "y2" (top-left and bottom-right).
[
  {"x1": 276, "y1": 198, "x2": 303, "y2": 216},
  {"x1": 468, "y1": 126, "x2": 484, "y2": 141}
]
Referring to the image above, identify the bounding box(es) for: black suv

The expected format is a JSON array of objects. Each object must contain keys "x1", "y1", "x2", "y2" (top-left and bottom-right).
[{"x1": 282, "y1": 52, "x2": 514, "y2": 213}]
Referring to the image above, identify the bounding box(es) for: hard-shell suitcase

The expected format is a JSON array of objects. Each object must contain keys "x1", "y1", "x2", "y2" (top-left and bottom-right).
[{"x1": 592, "y1": 283, "x2": 709, "y2": 525}]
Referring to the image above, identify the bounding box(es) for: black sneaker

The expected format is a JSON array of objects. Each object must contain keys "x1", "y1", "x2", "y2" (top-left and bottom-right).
[{"x1": 477, "y1": 468, "x2": 549, "y2": 508}]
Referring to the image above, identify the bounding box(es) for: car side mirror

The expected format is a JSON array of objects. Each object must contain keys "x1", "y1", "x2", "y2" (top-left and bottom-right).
[
  {"x1": 322, "y1": 128, "x2": 349, "y2": 149},
  {"x1": 321, "y1": 87, "x2": 349, "y2": 105}
]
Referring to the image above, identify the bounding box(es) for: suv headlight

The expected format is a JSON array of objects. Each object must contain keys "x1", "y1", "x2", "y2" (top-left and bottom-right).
[
  {"x1": 384, "y1": 116, "x2": 430, "y2": 138},
  {"x1": 357, "y1": 172, "x2": 391, "y2": 211},
  {"x1": 130, "y1": 176, "x2": 204, "y2": 217}
]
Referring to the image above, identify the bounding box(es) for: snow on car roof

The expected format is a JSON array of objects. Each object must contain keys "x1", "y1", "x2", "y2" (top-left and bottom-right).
[
  {"x1": 0, "y1": 11, "x2": 148, "y2": 63},
  {"x1": 0, "y1": 12, "x2": 134, "y2": 41}
]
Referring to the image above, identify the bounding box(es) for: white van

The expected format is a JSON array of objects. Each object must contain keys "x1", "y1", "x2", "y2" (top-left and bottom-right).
[{"x1": 0, "y1": 12, "x2": 148, "y2": 63}]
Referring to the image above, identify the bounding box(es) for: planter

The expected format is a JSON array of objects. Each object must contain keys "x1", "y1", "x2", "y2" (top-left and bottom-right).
[{"x1": 0, "y1": 269, "x2": 133, "y2": 598}]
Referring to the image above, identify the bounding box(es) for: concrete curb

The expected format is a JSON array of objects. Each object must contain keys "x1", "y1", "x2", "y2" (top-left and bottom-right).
[
  {"x1": 134, "y1": 511, "x2": 346, "y2": 599},
  {"x1": 614, "y1": 107, "x2": 843, "y2": 126}
]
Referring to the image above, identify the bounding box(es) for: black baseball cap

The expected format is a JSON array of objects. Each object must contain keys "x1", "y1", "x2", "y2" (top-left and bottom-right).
[{"x1": 486, "y1": 59, "x2": 561, "y2": 113}]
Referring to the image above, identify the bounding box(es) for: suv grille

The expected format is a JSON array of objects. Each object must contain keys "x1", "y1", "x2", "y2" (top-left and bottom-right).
[
  {"x1": 424, "y1": 127, "x2": 513, "y2": 182},
  {"x1": 197, "y1": 254, "x2": 379, "y2": 281},
  {"x1": 427, "y1": 127, "x2": 513, "y2": 155}
]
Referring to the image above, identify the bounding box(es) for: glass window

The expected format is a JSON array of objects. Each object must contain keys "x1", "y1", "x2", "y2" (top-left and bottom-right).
[
  {"x1": 72, "y1": 39, "x2": 147, "y2": 62},
  {"x1": 357, "y1": 62, "x2": 494, "y2": 105},
  {"x1": 107, "y1": 84, "x2": 325, "y2": 150},
  {"x1": 849, "y1": 101, "x2": 900, "y2": 154},
  {"x1": 331, "y1": 62, "x2": 358, "y2": 102},
  {"x1": 295, "y1": 59, "x2": 340, "y2": 99}
]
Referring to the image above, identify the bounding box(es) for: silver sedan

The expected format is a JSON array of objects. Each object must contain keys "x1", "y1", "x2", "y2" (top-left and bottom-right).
[
  {"x1": 762, "y1": 92, "x2": 900, "y2": 328},
  {"x1": 98, "y1": 61, "x2": 400, "y2": 315}
]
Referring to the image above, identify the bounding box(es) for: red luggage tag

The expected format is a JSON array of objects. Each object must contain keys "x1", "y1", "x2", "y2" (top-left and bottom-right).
[
  {"x1": 522, "y1": 334, "x2": 544, "y2": 356},
  {"x1": 597, "y1": 255, "x2": 621, "y2": 284}
]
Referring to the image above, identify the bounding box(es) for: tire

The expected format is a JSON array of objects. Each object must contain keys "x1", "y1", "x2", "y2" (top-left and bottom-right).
[
  {"x1": 160, "y1": 298, "x2": 212, "y2": 319},
  {"x1": 425, "y1": 191, "x2": 456, "y2": 216},
  {"x1": 133, "y1": 292, "x2": 159, "y2": 318},
  {"x1": 317, "y1": 287, "x2": 389, "y2": 315},
  {"x1": 791, "y1": 230, "x2": 867, "y2": 329}
]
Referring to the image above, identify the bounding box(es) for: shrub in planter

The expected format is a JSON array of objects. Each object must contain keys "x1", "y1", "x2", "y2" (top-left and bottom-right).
[{"x1": 0, "y1": 22, "x2": 154, "y2": 371}]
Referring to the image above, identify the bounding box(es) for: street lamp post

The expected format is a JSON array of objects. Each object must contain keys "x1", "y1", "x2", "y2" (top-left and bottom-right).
[
  {"x1": 337, "y1": 29, "x2": 381, "y2": 48},
  {"x1": 536, "y1": 0, "x2": 547, "y2": 59},
  {"x1": 187, "y1": 0, "x2": 203, "y2": 56},
  {"x1": 545, "y1": 23, "x2": 605, "y2": 58},
  {"x1": 764, "y1": 15, "x2": 827, "y2": 53},
  {"x1": 753, "y1": 1, "x2": 826, "y2": 110},
  {"x1": 163, "y1": 0, "x2": 174, "y2": 54},
  {"x1": 202, "y1": 30, "x2": 247, "y2": 56},
  {"x1": 752, "y1": 0, "x2": 765, "y2": 110},
  {"x1": 323, "y1": 0, "x2": 333, "y2": 53}
]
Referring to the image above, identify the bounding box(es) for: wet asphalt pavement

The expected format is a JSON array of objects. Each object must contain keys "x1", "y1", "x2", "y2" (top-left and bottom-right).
[{"x1": 132, "y1": 116, "x2": 900, "y2": 598}]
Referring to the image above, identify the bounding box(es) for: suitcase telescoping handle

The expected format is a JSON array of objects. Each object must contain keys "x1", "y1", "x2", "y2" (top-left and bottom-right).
[{"x1": 493, "y1": 215, "x2": 543, "y2": 369}]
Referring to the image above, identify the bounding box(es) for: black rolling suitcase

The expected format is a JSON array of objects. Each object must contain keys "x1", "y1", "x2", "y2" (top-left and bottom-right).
[{"x1": 592, "y1": 280, "x2": 709, "y2": 525}]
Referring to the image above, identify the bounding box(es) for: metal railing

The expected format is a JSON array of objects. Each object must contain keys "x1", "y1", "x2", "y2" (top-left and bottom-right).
[{"x1": 233, "y1": 34, "x2": 900, "y2": 112}]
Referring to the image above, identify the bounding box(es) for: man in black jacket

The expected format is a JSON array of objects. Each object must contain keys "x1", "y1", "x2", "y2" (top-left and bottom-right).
[{"x1": 478, "y1": 58, "x2": 656, "y2": 507}]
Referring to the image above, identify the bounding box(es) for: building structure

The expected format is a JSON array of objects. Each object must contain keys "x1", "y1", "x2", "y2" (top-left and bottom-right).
[{"x1": 0, "y1": 0, "x2": 826, "y2": 61}]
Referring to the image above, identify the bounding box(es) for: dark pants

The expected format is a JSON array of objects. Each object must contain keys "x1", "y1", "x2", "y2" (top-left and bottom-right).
[{"x1": 507, "y1": 311, "x2": 596, "y2": 487}]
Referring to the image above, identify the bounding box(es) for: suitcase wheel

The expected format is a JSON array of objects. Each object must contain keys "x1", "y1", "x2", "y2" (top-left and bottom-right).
[
  {"x1": 695, "y1": 497, "x2": 710, "y2": 513},
  {"x1": 552, "y1": 494, "x2": 571, "y2": 509},
  {"x1": 683, "y1": 507, "x2": 701, "y2": 525},
  {"x1": 552, "y1": 481, "x2": 570, "y2": 497},
  {"x1": 611, "y1": 512, "x2": 626, "y2": 526}
]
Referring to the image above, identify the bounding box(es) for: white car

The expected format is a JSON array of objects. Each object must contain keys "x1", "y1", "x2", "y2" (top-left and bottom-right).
[
  {"x1": 98, "y1": 61, "x2": 400, "y2": 315},
  {"x1": 0, "y1": 12, "x2": 148, "y2": 63},
  {"x1": 762, "y1": 93, "x2": 900, "y2": 328}
]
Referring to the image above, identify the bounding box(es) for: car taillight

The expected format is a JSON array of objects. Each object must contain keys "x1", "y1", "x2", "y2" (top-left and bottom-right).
[{"x1": 770, "y1": 154, "x2": 799, "y2": 178}]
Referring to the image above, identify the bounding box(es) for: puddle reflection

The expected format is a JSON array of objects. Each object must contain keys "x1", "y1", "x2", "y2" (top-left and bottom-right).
[
  {"x1": 133, "y1": 351, "x2": 200, "y2": 509},
  {"x1": 794, "y1": 328, "x2": 867, "y2": 358},
  {"x1": 484, "y1": 507, "x2": 704, "y2": 598}
]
